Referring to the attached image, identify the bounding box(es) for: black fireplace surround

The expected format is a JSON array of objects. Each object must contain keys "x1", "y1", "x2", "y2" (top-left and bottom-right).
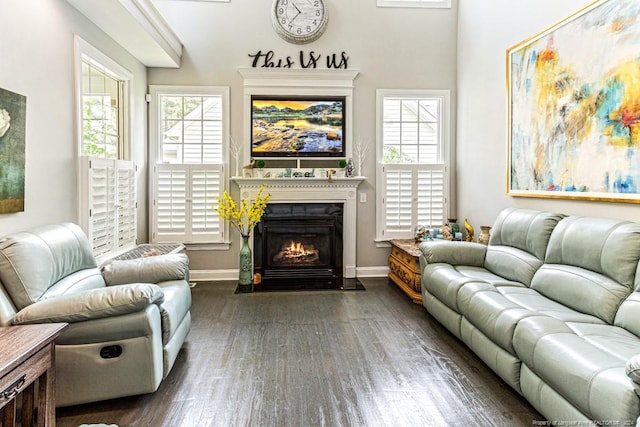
[{"x1": 253, "y1": 203, "x2": 343, "y2": 290}]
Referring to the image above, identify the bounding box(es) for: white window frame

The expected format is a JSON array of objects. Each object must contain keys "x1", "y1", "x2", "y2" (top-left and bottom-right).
[
  {"x1": 149, "y1": 85, "x2": 230, "y2": 246},
  {"x1": 74, "y1": 36, "x2": 136, "y2": 260},
  {"x1": 377, "y1": 0, "x2": 451, "y2": 9},
  {"x1": 375, "y1": 89, "x2": 451, "y2": 242},
  {"x1": 74, "y1": 37, "x2": 132, "y2": 160}
]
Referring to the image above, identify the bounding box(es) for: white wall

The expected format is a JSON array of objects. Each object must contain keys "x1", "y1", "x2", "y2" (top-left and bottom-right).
[
  {"x1": 0, "y1": 0, "x2": 148, "y2": 240},
  {"x1": 457, "y1": 0, "x2": 640, "y2": 228},
  {"x1": 150, "y1": 0, "x2": 459, "y2": 272}
]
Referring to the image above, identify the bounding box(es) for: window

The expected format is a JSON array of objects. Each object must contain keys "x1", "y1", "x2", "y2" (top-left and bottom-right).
[
  {"x1": 149, "y1": 86, "x2": 229, "y2": 244},
  {"x1": 376, "y1": 90, "x2": 450, "y2": 241},
  {"x1": 377, "y1": 0, "x2": 451, "y2": 9},
  {"x1": 75, "y1": 37, "x2": 136, "y2": 261},
  {"x1": 81, "y1": 58, "x2": 123, "y2": 158}
]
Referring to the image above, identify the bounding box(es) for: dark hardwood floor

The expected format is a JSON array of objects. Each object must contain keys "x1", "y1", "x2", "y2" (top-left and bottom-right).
[{"x1": 56, "y1": 278, "x2": 542, "y2": 427}]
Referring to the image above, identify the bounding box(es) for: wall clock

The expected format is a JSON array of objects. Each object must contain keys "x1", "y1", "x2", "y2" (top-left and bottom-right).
[{"x1": 271, "y1": 0, "x2": 329, "y2": 44}]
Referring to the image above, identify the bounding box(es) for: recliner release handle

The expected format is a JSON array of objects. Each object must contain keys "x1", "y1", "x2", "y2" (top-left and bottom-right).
[{"x1": 100, "y1": 345, "x2": 123, "y2": 359}]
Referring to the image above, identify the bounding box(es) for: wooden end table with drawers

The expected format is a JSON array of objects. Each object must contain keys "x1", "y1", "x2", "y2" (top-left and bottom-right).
[
  {"x1": 388, "y1": 239, "x2": 423, "y2": 304},
  {"x1": 0, "y1": 323, "x2": 67, "y2": 427}
]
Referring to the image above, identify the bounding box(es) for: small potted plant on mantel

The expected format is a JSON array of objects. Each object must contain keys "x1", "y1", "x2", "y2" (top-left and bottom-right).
[
  {"x1": 253, "y1": 159, "x2": 266, "y2": 177},
  {"x1": 335, "y1": 159, "x2": 347, "y2": 178}
]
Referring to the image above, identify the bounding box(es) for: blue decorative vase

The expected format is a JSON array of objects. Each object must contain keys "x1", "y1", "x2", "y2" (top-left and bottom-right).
[
  {"x1": 346, "y1": 158, "x2": 355, "y2": 177},
  {"x1": 238, "y1": 234, "x2": 253, "y2": 292}
]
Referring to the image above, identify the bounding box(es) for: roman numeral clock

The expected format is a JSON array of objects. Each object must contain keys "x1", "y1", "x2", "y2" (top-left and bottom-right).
[{"x1": 271, "y1": 0, "x2": 329, "y2": 44}]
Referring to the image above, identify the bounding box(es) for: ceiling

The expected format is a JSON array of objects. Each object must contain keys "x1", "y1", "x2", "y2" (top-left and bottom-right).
[{"x1": 65, "y1": 0, "x2": 182, "y2": 68}]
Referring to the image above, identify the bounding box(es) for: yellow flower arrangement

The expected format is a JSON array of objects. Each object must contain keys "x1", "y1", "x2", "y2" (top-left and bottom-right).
[{"x1": 215, "y1": 183, "x2": 271, "y2": 236}]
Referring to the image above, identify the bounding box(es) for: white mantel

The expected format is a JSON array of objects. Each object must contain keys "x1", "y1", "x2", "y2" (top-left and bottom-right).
[{"x1": 233, "y1": 177, "x2": 365, "y2": 279}]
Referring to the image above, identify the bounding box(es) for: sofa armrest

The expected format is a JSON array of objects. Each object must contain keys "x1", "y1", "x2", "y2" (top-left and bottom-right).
[
  {"x1": 12, "y1": 283, "x2": 164, "y2": 325},
  {"x1": 418, "y1": 240, "x2": 487, "y2": 267},
  {"x1": 626, "y1": 354, "x2": 640, "y2": 384},
  {"x1": 101, "y1": 253, "x2": 189, "y2": 286}
]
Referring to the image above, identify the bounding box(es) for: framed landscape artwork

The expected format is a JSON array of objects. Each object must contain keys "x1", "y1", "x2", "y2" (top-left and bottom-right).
[
  {"x1": 507, "y1": 0, "x2": 640, "y2": 202},
  {"x1": 0, "y1": 87, "x2": 26, "y2": 213}
]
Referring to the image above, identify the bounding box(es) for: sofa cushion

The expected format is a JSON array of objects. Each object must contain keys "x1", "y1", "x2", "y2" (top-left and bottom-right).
[
  {"x1": 533, "y1": 217, "x2": 640, "y2": 323},
  {"x1": 102, "y1": 253, "x2": 189, "y2": 286},
  {"x1": 485, "y1": 245, "x2": 543, "y2": 287},
  {"x1": 423, "y1": 264, "x2": 525, "y2": 313},
  {"x1": 489, "y1": 208, "x2": 565, "y2": 259},
  {"x1": 513, "y1": 316, "x2": 640, "y2": 422},
  {"x1": 615, "y1": 292, "x2": 640, "y2": 337},
  {"x1": 626, "y1": 354, "x2": 640, "y2": 385},
  {"x1": 12, "y1": 283, "x2": 164, "y2": 325},
  {"x1": 40, "y1": 268, "x2": 106, "y2": 300},
  {"x1": 532, "y1": 264, "x2": 631, "y2": 324},
  {"x1": 484, "y1": 208, "x2": 565, "y2": 286},
  {"x1": 0, "y1": 223, "x2": 98, "y2": 310},
  {"x1": 155, "y1": 280, "x2": 192, "y2": 345},
  {"x1": 457, "y1": 284, "x2": 604, "y2": 355}
]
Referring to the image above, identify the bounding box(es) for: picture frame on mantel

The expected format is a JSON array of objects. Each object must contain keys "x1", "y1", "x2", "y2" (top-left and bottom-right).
[{"x1": 507, "y1": 0, "x2": 640, "y2": 203}]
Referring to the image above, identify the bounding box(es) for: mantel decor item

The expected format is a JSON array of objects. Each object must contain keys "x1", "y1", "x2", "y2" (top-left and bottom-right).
[
  {"x1": 216, "y1": 184, "x2": 271, "y2": 292},
  {"x1": 507, "y1": 0, "x2": 640, "y2": 203}
]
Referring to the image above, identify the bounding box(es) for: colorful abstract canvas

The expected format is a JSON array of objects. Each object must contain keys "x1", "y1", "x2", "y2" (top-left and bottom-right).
[
  {"x1": 507, "y1": 0, "x2": 640, "y2": 202},
  {"x1": 0, "y1": 88, "x2": 26, "y2": 213}
]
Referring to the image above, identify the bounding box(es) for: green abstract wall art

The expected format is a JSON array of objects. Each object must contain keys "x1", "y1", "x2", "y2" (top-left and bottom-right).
[{"x1": 0, "y1": 87, "x2": 26, "y2": 213}]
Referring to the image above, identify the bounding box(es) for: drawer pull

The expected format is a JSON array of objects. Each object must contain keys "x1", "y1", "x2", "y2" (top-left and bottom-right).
[{"x1": 1, "y1": 374, "x2": 26, "y2": 400}]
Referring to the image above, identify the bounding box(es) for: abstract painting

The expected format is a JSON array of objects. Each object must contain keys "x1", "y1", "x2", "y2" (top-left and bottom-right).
[
  {"x1": 0, "y1": 88, "x2": 26, "y2": 213},
  {"x1": 507, "y1": 0, "x2": 640, "y2": 202}
]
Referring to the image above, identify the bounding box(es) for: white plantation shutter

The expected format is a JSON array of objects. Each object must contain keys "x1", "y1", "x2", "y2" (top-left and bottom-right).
[
  {"x1": 153, "y1": 164, "x2": 223, "y2": 243},
  {"x1": 417, "y1": 167, "x2": 446, "y2": 227},
  {"x1": 191, "y1": 168, "x2": 222, "y2": 238},
  {"x1": 80, "y1": 157, "x2": 136, "y2": 259},
  {"x1": 116, "y1": 162, "x2": 137, "y2": 250},
  {"x1": 382, "y1": 167, "x2": 413, "y2": 236},
  {"x1": 380, "y1": 165, "x2": 446, "y2": 239},
  {"x1": 156, "y1": 165, "x2": 187, "y2": 237},
  {"x1": 376, "y1": 90, "x2": 450, "y2": 240},
  {"x1": 87, "y1": 158, "x2": 116, "y2": 257}
]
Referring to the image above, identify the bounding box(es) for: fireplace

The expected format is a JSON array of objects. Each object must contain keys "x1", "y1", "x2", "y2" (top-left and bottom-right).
[{"x1": 253, "y1": 203, "x2": 343, "y2": 290}]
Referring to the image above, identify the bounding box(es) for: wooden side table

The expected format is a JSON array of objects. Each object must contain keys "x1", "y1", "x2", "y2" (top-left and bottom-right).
[
  {"x1": 388, "y1": 239, "x2": 423, "y2": 304},
  {"x1": 0, "y1": 323, "x2": 67, "y2": 427}
]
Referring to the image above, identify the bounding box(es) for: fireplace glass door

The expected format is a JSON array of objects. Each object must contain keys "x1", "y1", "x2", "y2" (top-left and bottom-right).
[
  {"x1": 265, "y1": 225, "x2": 333, "y2": 270},
  {"x1": 253, "y1": 203, "x2": 344, "y2": 289}
]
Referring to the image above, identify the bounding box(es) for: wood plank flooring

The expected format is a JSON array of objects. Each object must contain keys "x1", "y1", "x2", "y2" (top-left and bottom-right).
[{"x1": 56, "y1": 278, "x2": 542, "y2": 426}]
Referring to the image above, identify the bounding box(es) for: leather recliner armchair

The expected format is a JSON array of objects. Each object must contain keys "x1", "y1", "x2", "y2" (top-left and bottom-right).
[{"x1": 0, "y1": 223, "x2": 192, "y2": 407}]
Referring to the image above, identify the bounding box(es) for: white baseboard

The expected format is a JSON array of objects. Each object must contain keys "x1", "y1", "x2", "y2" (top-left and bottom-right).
[
  {"x1": 189, "y1": 266, "x2": 390, "y2": 282},
  {"x1": 189, "y1": 269, "x2": 238, "y2": 282},
  {"x1": 356, "y1": 266, "x2": 389, "y2": 277}
]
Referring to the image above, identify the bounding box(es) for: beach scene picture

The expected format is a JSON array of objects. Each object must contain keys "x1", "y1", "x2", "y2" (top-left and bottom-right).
[{"x1": 251, "y1": 97, "x2": 344, "y2": 156}]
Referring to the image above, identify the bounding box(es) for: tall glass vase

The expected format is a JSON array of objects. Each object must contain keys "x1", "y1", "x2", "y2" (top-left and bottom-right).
[{"x1": 238, "y1": 234, "x2": 253, "y2": 293}]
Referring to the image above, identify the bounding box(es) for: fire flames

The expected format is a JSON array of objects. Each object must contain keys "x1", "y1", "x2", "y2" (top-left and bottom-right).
[
  {"x1": 284, "y1": 241, "x2": 311, "y2": 258},
  {"x1": 273, "y1": 240, "x2": 320, "y2": 265}
]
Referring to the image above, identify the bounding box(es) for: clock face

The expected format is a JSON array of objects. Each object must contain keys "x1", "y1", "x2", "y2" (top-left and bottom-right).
[{"x1": 272, "y1": 0, "x2": 328, "y2": 44}]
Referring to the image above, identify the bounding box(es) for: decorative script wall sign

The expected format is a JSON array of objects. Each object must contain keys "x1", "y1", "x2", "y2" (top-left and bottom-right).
[{"x1": 248, "y1": 50, "x2": 349, "y2": 69}]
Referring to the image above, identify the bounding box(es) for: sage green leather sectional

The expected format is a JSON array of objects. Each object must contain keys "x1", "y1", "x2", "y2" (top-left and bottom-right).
[
  {"x1": 0, "y1": 223, "x2": 192, "y2": 406},
  {"x1": 419, "y1": 208, "x2": 640, "y2": 424}
]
